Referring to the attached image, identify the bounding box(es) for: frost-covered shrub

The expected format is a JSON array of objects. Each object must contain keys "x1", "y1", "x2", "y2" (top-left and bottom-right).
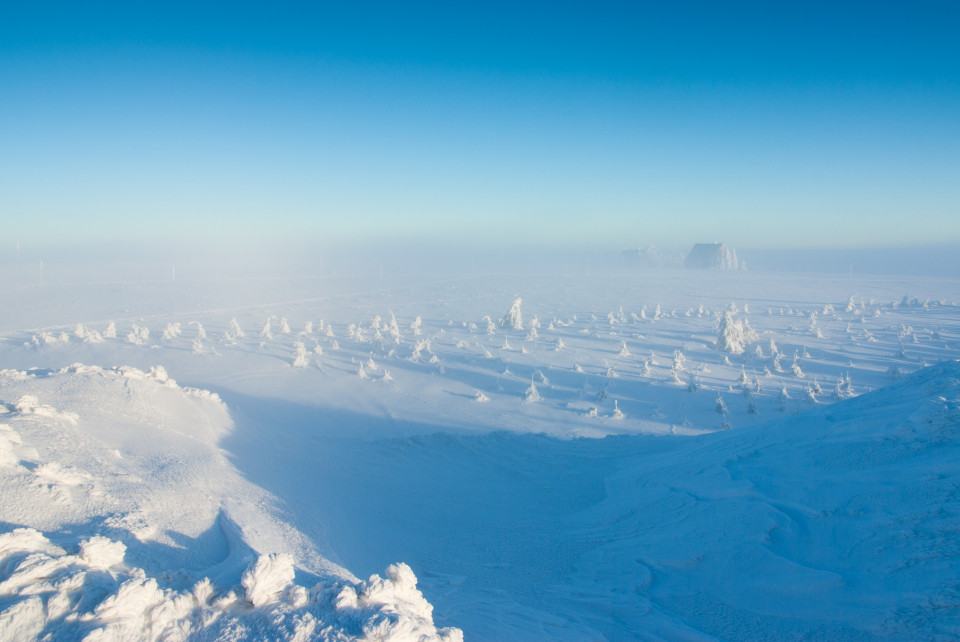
[
  {"x1": 612, "y1": 400, "x2": 624, "y2": 420},
  {"x1": 292, "y1": 341, "x2": 309, "y2": 368},
  {"x1": 791, "y1": 359, "x2": 804, "y2": 377},
  {"x1": 524, "y1": 382, "x2": 541, "y2": 403},
  {"x1": 715, "y1": 395, "x2": 727, "y2": 415},
  {"x1": 410, "y1": 316, "x2": 423, "y2": 336},
  {"x1": 673, "y1": 350, "x2": 686, "y2": 372},
  {"x1": 190, "y1": 321, "x2": 206, "y2": 340},
  {"x1": 834, "y1": 374, "x2": 855, "y2": 399},
  {"x1": 386, "y1": 313, "x2": 401, "y2": 342},
  {"x1": 229, "y1": 318, "x2": 244, "y2": 338},
  {"x1": 163, "y1": 322, "x2": 182, "y2": 340},
  {"x1": 279, "y1": 317, "x2": 291, "y2": 335},
  {"x1": 127, "y1": 324, "x2": 150, "y2": 345},
  {"x1": 261, "y1": 316, "x2": 274, "y2": 339},
  {"x1": 410, "y1": 338, "x2": 431, "y2": 361},
  {"x1": 618, "y1": 341, "x2": 630, "y2": 357},
  {"x1": 778, "y1": 385, "x2": 790, "y2": 411}
]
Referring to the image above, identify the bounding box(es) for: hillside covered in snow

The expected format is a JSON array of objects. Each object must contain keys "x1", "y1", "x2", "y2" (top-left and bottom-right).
[{"x1": 1, "y1": 268, "x2": 959, "y2": 639}]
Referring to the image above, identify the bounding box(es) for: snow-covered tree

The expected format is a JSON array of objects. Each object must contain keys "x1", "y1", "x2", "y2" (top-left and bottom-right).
[
  {"x1": 716, "y1": 312, "x2": 757, "y2": 355},
  {"x1": 501, "y1": 298, "x2": 523, "y2": 330}
]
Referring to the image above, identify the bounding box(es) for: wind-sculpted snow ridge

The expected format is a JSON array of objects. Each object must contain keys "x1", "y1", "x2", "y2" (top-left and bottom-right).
[{"x1": 0, "y1": 364, "x2": 461, "y2": 641}]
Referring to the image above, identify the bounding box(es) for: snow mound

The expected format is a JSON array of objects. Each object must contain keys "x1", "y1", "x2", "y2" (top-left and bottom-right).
[
  {"x1": 242, "y1": 552, "x2": 295, "y2": 606},
  {"x1": 0, "y1": 529, "x2": 459, "y2": 642}
]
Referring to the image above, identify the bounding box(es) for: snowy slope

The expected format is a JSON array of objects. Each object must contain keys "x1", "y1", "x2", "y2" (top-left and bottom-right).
[
  {"x1": 0, "y1": 365, "x2": 461, "y2": 641},
  {"x1": 227, "y1": 360, "x2": 959, "y2": 640}
]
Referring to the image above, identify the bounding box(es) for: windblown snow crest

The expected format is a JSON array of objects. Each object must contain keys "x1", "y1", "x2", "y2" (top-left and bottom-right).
[{"x1": 0, "y1": 364, "x2": 461, "y2": 641}]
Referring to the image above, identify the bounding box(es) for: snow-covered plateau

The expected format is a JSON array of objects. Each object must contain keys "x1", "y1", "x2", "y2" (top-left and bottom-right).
[{"x1": 1, "y1": 267, "x2": 959, "y2": 640}]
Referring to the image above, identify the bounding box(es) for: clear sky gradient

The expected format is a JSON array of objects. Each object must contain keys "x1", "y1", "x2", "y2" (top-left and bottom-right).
[{"x1": 2, "y1": 1, "x2": 958, "y2": 252}]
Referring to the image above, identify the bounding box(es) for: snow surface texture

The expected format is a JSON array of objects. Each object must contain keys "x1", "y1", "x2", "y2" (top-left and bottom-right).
[{"x1": 2, "y1": 269, "x2": 960, "y2": 639}]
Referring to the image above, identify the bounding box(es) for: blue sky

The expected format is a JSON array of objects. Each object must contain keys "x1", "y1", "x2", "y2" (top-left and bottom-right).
[{"x1": 2, "y1": 1, "x2": 958, "y2": 251}]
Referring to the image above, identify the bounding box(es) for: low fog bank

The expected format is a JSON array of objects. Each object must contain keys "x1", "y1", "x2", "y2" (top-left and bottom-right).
[
  {"x1": 1, "y1": 240, "x2": 957, "y2": 286},
  {"x1": 739, "y1": 246, "x2": 960, "y2": 277}
]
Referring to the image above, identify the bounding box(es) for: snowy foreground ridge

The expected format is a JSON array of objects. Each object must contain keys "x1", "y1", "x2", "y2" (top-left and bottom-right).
[{"x1": 0, "y1": 365, "x2": 461, "y2": 642}]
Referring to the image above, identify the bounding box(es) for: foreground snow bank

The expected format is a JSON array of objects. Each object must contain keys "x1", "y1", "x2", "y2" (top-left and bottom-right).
[
  {"x1": 0, "y1": 528, "x2": 460, "y2": 642},
  {"x1": 0, "y1": 364, "x2": 460, "y2": 641}
]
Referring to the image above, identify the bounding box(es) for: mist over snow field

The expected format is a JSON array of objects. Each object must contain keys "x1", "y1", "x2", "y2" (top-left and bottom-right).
[{"x1": 2, "y1": 264, "x2": 960, "y2": 640}]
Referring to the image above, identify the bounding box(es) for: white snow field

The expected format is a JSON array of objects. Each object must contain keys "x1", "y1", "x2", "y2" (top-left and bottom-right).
[{"x1": 1, "y1": 265, "x2": 960, "y2": 640}]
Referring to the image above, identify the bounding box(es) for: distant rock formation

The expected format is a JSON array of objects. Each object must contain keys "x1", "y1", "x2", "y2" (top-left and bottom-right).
[{"x1": 685, "y1": 243, "x2": 740, "y2": 270}]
